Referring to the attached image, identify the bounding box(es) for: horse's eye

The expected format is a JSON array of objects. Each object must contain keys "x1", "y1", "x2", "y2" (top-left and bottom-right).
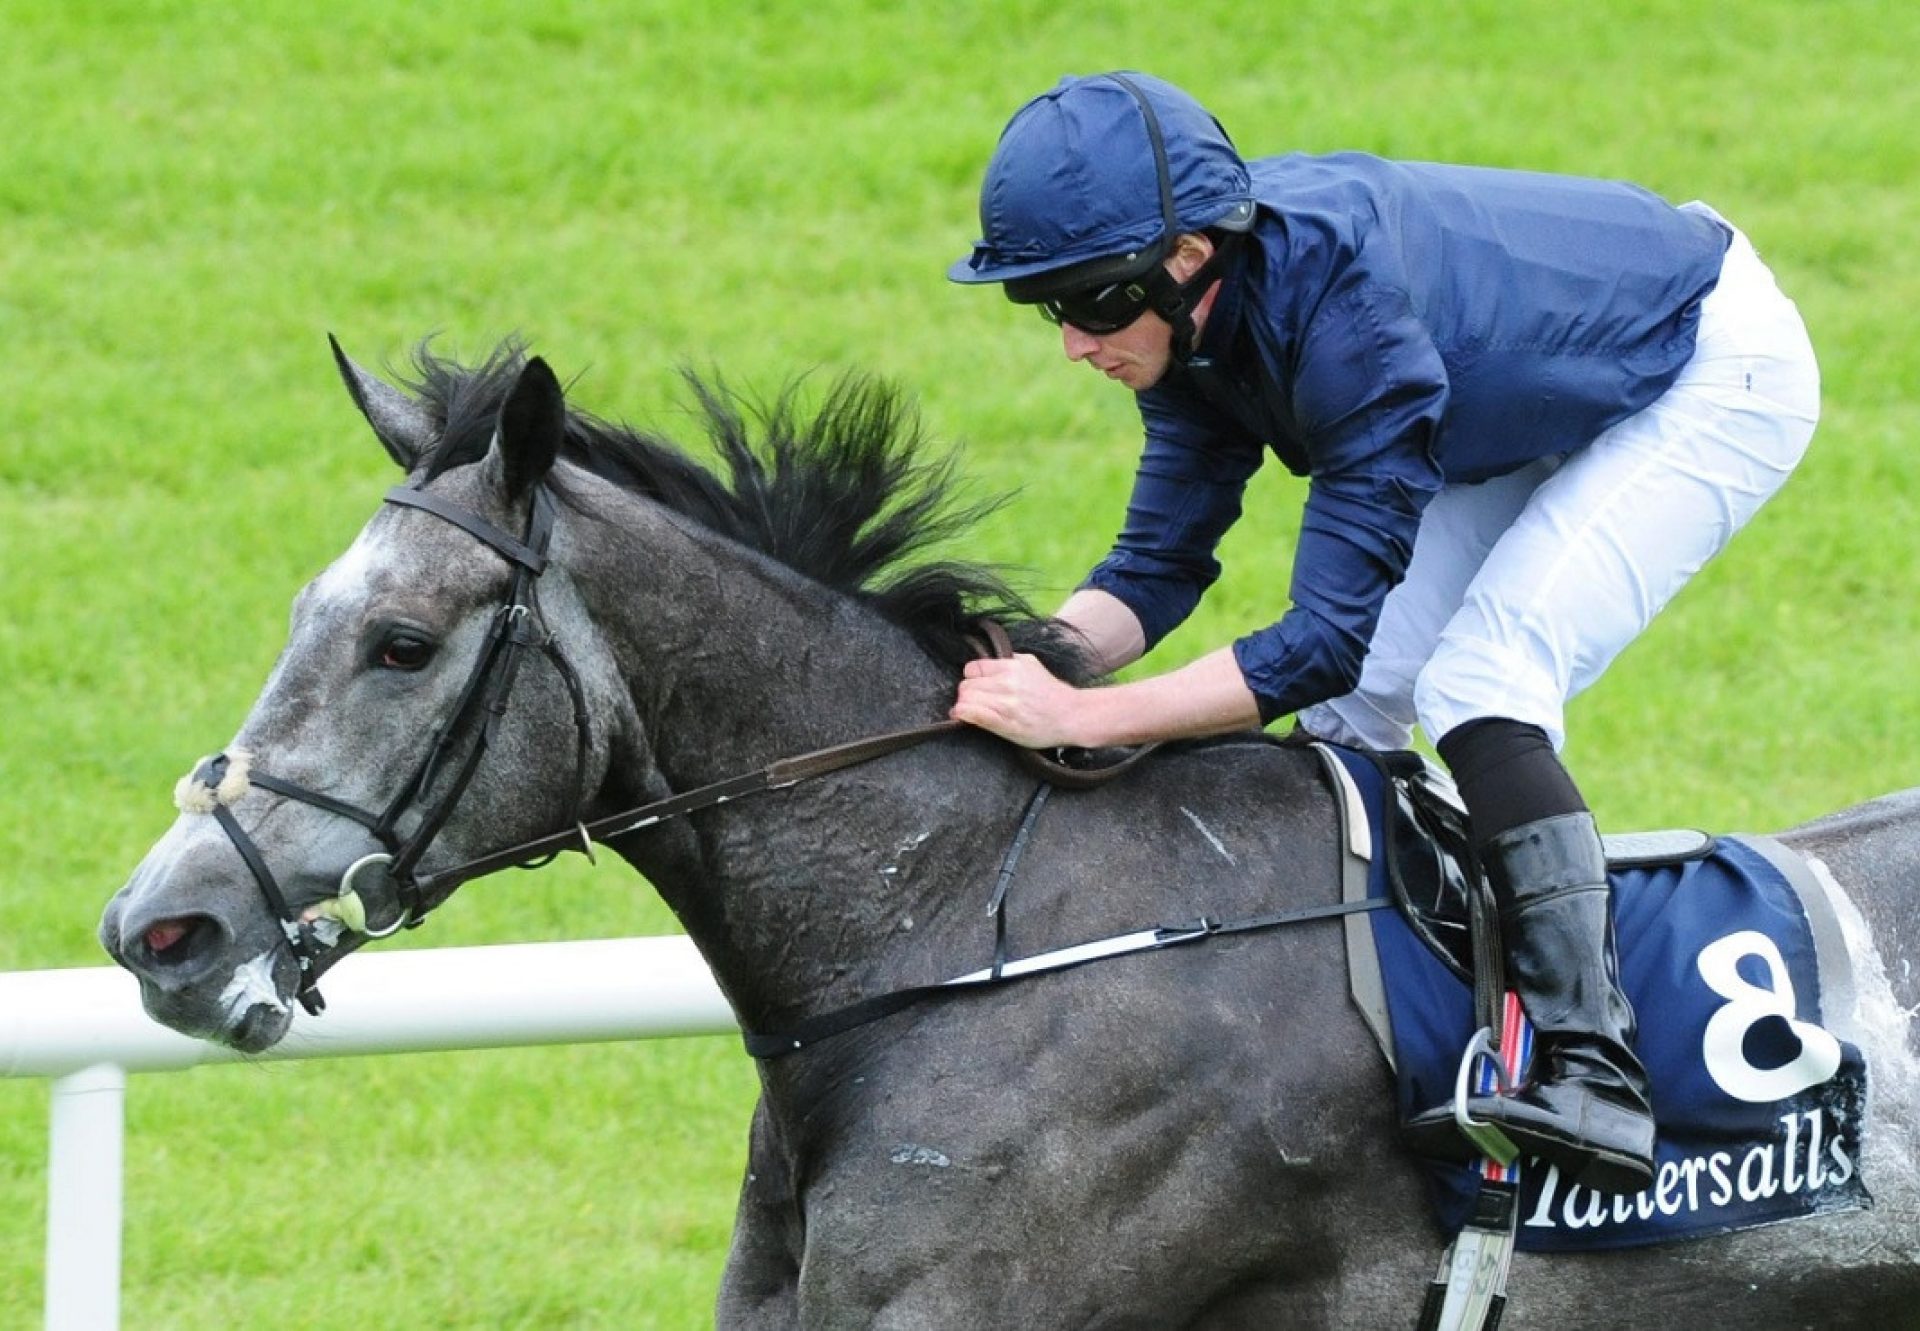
[{"x1": 378, "y1": 634, "x2": 436, "y2": 671}]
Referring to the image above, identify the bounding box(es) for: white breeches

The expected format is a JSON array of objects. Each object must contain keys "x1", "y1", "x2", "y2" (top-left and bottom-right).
[{"x1": 1297, "y1": 208, "x2": 1821, "y2": 752}]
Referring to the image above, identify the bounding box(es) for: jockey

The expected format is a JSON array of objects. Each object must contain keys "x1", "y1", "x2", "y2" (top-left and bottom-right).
[{"x1": 946, "y1": 71, "x2": 1820, "y2": 1195}]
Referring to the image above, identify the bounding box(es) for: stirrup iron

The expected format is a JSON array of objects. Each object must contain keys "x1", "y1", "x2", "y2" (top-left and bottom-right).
[{"x1": 1450, "y1": 1027, "x2": 1520, "y2": 1166}]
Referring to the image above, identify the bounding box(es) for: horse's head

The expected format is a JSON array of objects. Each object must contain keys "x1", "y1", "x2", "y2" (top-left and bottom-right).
[{"x1": 101, "y1": 341, "x2": 630, "y2": 1051}]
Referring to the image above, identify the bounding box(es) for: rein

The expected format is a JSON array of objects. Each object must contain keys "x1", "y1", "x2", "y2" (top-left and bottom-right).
[
  {"x1": 180, "y1": 469, "x2": 1390, "y2": 1067},
  {"x1": 410, "y1": 716, "x2": 972, "y2": 897}
]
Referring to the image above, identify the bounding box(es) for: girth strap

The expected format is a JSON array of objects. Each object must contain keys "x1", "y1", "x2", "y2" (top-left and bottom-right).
[{"x1": 742, "y1": 894, "x2": 1392, "y2": 1058}]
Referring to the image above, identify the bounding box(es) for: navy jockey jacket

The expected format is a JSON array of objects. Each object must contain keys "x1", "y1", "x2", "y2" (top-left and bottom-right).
[{"x1": 1079, "y1": 152, "x2": 1732, "y2": 723}]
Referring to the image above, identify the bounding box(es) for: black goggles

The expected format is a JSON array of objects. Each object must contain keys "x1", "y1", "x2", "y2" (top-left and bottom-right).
[{"x1": 1035, "y1": 271, "x2": 1164, "y2": 335}]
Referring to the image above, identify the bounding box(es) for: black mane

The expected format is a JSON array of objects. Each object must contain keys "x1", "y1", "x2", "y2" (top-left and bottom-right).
[{"x1": 402, "y1": 342, "x2": 1092, "y2": 680}]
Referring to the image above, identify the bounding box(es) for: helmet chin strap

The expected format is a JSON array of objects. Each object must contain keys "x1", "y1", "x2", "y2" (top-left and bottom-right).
[{"x1": 1148, "y1": 232, "x2": 1243, "y2": 364}]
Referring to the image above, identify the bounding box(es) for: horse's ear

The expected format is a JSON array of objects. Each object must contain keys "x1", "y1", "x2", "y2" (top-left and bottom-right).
[
  {"x1": 329, "y1": 334, "x2": 437, "y2": 471},
  {"x1": 490, "y1": 357, "x2": 565, "y2": 500}
]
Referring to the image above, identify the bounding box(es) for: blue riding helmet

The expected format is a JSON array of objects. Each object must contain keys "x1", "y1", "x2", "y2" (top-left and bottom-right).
[{"x1": 949, "y1": 71, "x2": 1256, "y2": 300}]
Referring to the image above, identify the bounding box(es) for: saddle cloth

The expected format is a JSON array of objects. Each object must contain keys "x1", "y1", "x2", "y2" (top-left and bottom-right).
[{"x1": 1325, "y1": 744, "x2": 1874, "y2": 1252}]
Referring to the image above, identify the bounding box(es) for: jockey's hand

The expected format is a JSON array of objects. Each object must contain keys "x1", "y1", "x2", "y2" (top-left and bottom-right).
[
  {"x1": 951, "y1": 653, "x2": 1090, "y2": 750},
  {"x1": 953, "y1": 645, "x2": 1263, "y2": 750}
]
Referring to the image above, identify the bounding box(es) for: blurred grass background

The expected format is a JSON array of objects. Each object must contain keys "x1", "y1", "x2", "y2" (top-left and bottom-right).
[{"x1": 1, "y1": 1, "x2": 1915, "y2": 1325}]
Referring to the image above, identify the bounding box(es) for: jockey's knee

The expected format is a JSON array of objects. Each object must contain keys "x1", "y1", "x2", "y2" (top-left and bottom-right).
[{"x1": 1413, "y1": 639, "x2": 1568, "y2": 754}]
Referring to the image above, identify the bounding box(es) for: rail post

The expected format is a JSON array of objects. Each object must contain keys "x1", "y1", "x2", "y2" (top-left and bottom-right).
[{"x1": 45, "y1": 1063, "x2": 126, "y2": 1331}]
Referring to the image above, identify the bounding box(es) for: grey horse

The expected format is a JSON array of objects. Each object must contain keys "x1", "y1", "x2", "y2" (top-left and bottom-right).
[{"x1": 102, "y1": 343, "x2": 1920, "y2": 1327}]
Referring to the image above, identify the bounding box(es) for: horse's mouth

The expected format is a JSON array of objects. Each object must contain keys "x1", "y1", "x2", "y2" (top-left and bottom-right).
[
  {"x1": 133, "y1": 976, "x2": 294, "y2": 1055},
  {"x1": 224, "y1": 1000, "x2": 294, "y2": 1054},
  {"x1": 213, "y1": 951, "x2": 296, "y2": 1052},
  {"x1": 132, "y1": 949, "x2": 299, "y2": 1053}
]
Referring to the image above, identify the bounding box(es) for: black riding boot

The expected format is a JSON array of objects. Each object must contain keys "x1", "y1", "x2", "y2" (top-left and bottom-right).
[{"x1": 1404, "y1": 812, "x2": 1655, "y2": 1195}]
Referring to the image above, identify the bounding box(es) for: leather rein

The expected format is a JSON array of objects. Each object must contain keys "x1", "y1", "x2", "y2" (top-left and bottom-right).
[{"x1": 181, "y1": 481, "x2": 1156, "y2": 1015}]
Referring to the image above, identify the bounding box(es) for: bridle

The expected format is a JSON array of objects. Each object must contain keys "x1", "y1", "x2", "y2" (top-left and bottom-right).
[
  {"x1": 183, "y1": 476, "x2": 1001, "y2": 1017},
  {"x1": 182, "y1": 478, "x2": 1161, "y2": 1018},
  {"x1": 185, "y1": 480, "x2": 593, "y2": 1014}
]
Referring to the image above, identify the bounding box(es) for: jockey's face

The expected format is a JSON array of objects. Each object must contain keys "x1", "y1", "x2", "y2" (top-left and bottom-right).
[
  {"x1": 1059, "y1": 312, "x2": 1178, "y2": 390},
  {"x1": 1054, "y1": 233, "x2": 1220, "y2": 393}
]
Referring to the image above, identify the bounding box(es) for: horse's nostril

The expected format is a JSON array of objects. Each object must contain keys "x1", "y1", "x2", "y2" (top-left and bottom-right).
[
  {"x1": 146, "y1": 921, "x2": 190, "y2": 953},
  {"x1": 138, "y1": 915, "x2": 223, "y2": 972}
]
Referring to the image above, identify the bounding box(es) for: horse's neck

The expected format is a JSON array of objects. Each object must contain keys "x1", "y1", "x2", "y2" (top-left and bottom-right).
[
  {"x1": 572, "y1": 507, "x2": 1031, "y2": 1029},
  {"x1": 592, "y1": 519, "x2": 957, "y2": 781}
]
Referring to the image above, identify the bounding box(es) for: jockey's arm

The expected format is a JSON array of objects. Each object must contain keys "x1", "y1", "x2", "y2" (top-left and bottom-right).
[
  {"x1": 953, "y1": 637, "x2": 1262, "y2": 749},
  {"x1": 1054, "y1": 587, "x2": 1149, "y2": 674}
]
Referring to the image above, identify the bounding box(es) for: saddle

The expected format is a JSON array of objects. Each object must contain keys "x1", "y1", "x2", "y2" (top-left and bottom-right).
[
  {"x1": 1365, "y1": 747, "x2": 1715, "y2": 983},
  {"x1": 1317, "y1": 742, "x2": 1873, "y2": 1257}
]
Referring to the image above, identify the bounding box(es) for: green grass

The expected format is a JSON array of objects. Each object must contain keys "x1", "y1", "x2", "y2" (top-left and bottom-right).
[{"x1": 3, "y1": 0, "x2": 1917, "y2": 1325}]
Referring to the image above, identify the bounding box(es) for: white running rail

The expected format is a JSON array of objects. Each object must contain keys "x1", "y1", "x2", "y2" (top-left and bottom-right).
[{"x1": 0, "y1": 936, "x2": 737, "y2": 1331}]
